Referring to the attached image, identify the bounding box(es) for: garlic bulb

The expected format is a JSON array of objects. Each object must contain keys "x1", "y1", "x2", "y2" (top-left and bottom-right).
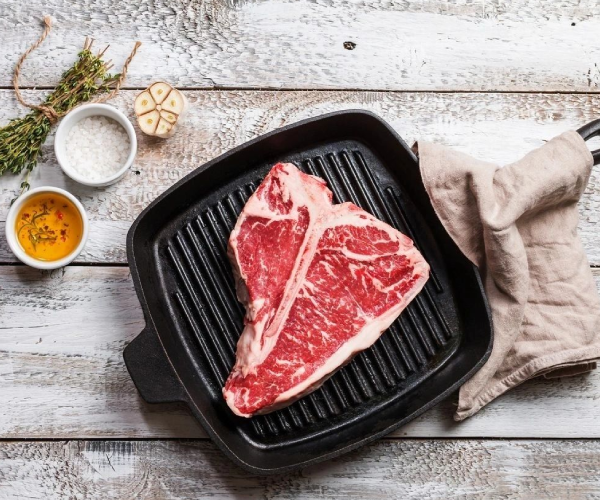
[{"x1": 134, "y1": 82, "x2": 187, "y2": 138}]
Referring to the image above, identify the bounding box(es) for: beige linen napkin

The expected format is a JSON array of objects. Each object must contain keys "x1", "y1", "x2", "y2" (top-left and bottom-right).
[{"x1": 416, "y1": 131, "x2": 600, "y2": 420}]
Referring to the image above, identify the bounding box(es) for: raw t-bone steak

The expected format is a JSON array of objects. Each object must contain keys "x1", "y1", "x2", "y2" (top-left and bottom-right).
[{"x1": 223, "y1": 163, "x2": 429, "y2": 417}]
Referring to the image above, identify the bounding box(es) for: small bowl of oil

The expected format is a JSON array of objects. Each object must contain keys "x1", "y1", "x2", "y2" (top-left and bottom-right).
[{"x1": 5, "y1": 187, "x2": 89, "y2": 269}]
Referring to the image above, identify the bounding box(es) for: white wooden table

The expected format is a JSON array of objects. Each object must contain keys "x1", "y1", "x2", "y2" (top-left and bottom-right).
[{"x1": 2, "y1": 1, "x2": 600, "y2": 497}]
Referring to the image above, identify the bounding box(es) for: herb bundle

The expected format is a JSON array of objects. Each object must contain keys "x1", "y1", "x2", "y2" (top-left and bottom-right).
[{"x1": 0, "y1": 16, "x2": 140, "y2": 199}]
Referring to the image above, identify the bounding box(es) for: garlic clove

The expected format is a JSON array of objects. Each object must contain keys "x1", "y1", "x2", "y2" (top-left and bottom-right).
[
  {"x1": 149, "y1": 82, "x2": 172, "y2": 105},
  {"x1": 160, "y1": 110, "x2": 178, "y2": 124},
  {"x1": 155, "y1": 118, "x2": 175, "y2": 138},
  {"x1": 138, "y1": 110, "x2": 160, "y2": 135},
  {"x1": 134, "y1": 91, "x2": 155, "y2": 116},
  {"x1": 160, "y1": 88, "x2": 186, "y2": 115}
]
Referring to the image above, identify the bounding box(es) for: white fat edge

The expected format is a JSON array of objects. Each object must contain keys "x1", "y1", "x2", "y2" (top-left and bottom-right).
[
  {"x1": 270, "y1": 268, "x2": 429, "y2": 410},
  {"x1": 223, "y1": 387, "x2": 252, "y2": 418},
  {"x1": 229, "y1": 163, "x2": 333, "y2": 374}
]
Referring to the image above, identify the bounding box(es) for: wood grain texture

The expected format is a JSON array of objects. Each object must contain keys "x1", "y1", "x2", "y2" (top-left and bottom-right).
[
  {"x1": 2, "y1": 90, "x2": 600, "y2": 263},
  {"x1": 0, "y1": 266, "x2": 204, "y2": 439},
  {"x1": 2, "y1": 265, "x2": 600, "y2": 439},
  {"x1": 2, "y1": 0, "x2": 600, "y2": 91},
  {"x1": 1, "y1": 439, "x2": 600, "y2": 499}
]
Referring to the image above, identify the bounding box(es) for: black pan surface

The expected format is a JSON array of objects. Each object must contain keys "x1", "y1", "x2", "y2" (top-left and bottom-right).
[{"x1": 123, "y1": 110, "x2": 493, "y2": 474}]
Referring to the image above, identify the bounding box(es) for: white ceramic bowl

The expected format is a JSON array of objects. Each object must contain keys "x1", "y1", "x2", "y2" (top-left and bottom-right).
[
  {"x1": 54, "y1": 104, "x2": 137, "y2": 187},
  {"x1": 5, "y1": 186, "x2": 89, "y2": 270}
]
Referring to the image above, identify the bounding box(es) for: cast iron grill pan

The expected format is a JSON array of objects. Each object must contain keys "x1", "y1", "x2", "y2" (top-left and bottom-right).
[{"x1": 124, "y1": 110, "x2": 492, "y2": 473}]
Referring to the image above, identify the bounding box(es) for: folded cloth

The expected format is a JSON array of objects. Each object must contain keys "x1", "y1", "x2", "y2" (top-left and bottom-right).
[{"x1": 416, "y1": 131, "x2": 600, "y2": 421}]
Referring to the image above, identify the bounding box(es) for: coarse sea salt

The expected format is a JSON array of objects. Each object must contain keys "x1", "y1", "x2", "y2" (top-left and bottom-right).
[{"x1": 64, "y1": 116, "x2": 130, "y2": 181}]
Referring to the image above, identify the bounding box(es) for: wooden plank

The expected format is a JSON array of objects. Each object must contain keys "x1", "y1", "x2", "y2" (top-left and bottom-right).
[
  {"x1": 2, "y1": 90, "x2": 600, "y2": 263},
  {"x1": 0, "y1": 266, "x2": 204, "y2": 439},
  {"x1": 2, "y1": 264, "x2": 600, "y2": 439},
  {"x1": 2, "y1": 0, "x2": 600, "y2": 91},
  {"x1": 1, "y1": 439, "x2": 600, "y2": 499}
]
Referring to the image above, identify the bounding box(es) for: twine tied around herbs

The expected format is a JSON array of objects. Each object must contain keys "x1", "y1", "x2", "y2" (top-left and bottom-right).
[{"x1": 12, "y1": 15, "x2": 141, "y2": 125}]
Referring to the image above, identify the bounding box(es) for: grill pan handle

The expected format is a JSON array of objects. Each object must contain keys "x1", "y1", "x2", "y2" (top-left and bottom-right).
[
  {"x1": 577, "y1": 119, "x2": 600, "y2": 165},
  {"x1": 123, "y1": 325, "x2": 187, "y2": 404}
]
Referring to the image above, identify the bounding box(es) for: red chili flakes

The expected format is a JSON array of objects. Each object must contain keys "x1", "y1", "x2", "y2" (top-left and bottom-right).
[
  {"x1": 56, "y1": 210, "x2": 64, "y2": 220},
  {"x1": 64, "y1": 223, "x2": 70, "y2": 227},
  {"x1": 23, "y1": 213, "x2": 30, "y2": 219},
  {"x1": 60, "y1": 229, "x2": 67, "y2": 236}
]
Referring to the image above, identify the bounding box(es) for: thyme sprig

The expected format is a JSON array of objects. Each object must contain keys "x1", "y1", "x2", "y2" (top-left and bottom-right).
[
  {"x1": 1, "y1": 39, "x2": 119, "y2": 192},
  {"x1": 17, "y1": 204, "x2": 57, "y2": 250}
]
